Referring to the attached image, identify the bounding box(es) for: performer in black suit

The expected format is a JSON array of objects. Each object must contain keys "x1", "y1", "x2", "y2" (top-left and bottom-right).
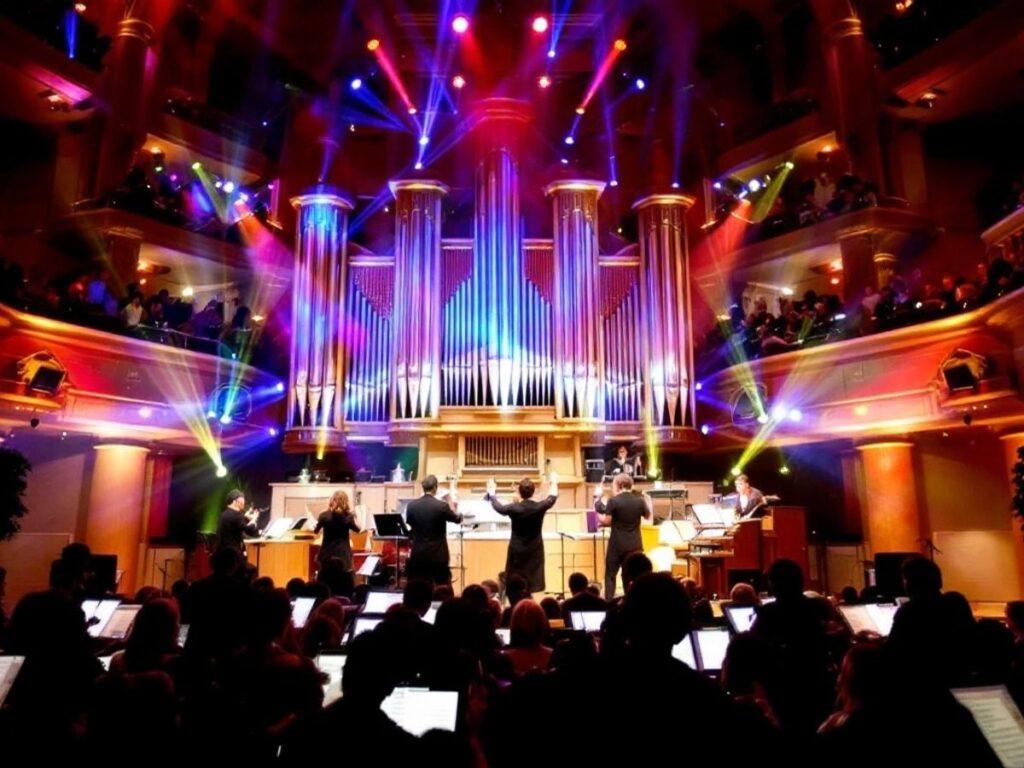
[
  {"x1": 604, "y1": 444, "x2": 641, "y2": 478},
  {"x1": 405, "y1": 475, "x2": 464, "y2": 585},
  {"x1": 315, "y1": 490, "x2": 360, "y2": 571},
  {"x1": 484, "y1": 473, "x2": 558, "y2": 594},
  {"x1": 734, "y1": 474, "x2": 767, "y2": 519},
  {"x1": 216, "y1": 489, "x2": 259, "y2": 555},
  {"x1": 596, "y1": 473, "x2": 651, "y2": 599}
]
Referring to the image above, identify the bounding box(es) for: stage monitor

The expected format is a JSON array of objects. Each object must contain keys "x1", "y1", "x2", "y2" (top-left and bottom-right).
[
  {"x1": 380, "y1": 687, "x2": 459, "y2": 737},
  {"x1": 364, "y1": 590, "x2": 404, "y2": 614},
  {"x1": 351, "y1": 616, "x2": 383, "y2": 639},
  {"x1": 82, "y1": 599, "x2": 121, "y2": 638},
  {"x1": 291, "y1": 597, "x2": 316, "y2": 629},
  {"x1": 569, "y1": 611, "x2": 606, "y2": 633},
  {"x1": 723, "y1": 604, "x2": 757, "y2": 634},
  {"x1": 0, "y1": 656, "x2": 25, "y2": 707},
  {"x1": 838, "y1": 603, "x2": 898, "y2": 637},
  {"x1": 316, "y1": 652, "x2": 348, "y2": 706},
  {"x1": 693, "y1": 628, "x2": 731, "y2": 672},
  {"x1": 100, "y1": 604, "x2": 142, "y2": 640},
  {"x1": 671, "y1": 636, "x2": 697, "y2": 669},
  {"x1": 952, "y1": 685, "x2": 1024, "y2": 767}
]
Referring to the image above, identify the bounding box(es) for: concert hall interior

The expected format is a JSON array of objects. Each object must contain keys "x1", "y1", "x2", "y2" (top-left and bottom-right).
[{"x1": 3, "y1": 0, "x2": 1024, "y2": 762}]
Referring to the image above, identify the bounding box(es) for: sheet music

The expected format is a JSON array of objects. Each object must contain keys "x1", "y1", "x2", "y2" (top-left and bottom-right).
[
  {"x1": 865, "y1": 603, "x2": 897, "y2": 637},
  {"x1": 363, "y1": 591, "x2": 404, "y2": 614},
  {"x1": 357, "y1": 555, "x2": 381, "y2": 576},
  {"x1": 351, "y1": 617, "x2": 382, "y2": 638},
  {"x1": 0, "y1": 656, "x2": 24, "y2": 706},
  {"x1": 291, "y1": 597, "x2": 316, "y2": 629},
  {"x1": 838, "y1": 605, "x2": 876, "y2": 635},
  {"x1": 83, "y1": 599, "x2": 121, "y2": 638},
  {"x1": 694, "y1": 629, "x2": 730, "y2": 672},
  {"x1": 263, "y1": 517, "x2": 295, "y2": 539},
  {"x1": 570, "y1": 611, "x2": 605, "y2": 632},
  {"x1": 952, "y1": 686, "x2": 1024, "y2": 767},
  {"x1": 316, "y1": 654, "x2": 347, "y2": 706},
  {"x1": 671, "y1": 637, "x2": 697, "y2": 668},
  {"x1": 100, "y1": 605, "x2": 141, "y2": 639},
  {"x1": 724, "y1": 605, "x2": 757, "y2": 633},
  {"x1": 381, "y1": 688, "x2": 459, "y2": 737}
]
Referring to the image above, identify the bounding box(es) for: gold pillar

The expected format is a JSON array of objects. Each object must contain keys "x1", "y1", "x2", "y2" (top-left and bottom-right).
[
  {"x1": 84, "y1": 444, "x2": 150, "y2": 595},
  {"x1": 873, "y1": 252, "x2": 896, "y2": 289},
  {"x1": 856, "y1": 441, "x2": 922, "y2": 554},
  {"x1": 999, "y1": 432, "x2": 1024, "y2": 597}
]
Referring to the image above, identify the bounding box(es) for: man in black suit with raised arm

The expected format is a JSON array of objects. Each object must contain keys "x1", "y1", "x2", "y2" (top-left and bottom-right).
[
  {"x1": 405, "y1": 475, "x2": 464, "y2": 586},
  {"x1": 485, "y1": 472, "x2": 558, "y2": 595},
  {"x1": 216, "y1": 489, "x2": 260, "y2": 555},
  {"x1": 596, "y1": 473, "x2": 651, "y2": 599}
]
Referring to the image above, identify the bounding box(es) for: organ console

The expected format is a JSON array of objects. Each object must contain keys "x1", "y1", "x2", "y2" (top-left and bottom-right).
[{"x1": 683, "y1": 504, "x2": 809, "y2": 596}]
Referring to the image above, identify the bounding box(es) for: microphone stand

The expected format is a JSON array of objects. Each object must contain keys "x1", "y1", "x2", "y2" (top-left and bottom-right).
[{"x1": 557, "y1": 531, "x2": 578, "y2": 599}]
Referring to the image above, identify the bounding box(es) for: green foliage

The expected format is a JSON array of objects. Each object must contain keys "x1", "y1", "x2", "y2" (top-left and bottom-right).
[
  {"x1": 0, "y1": 446, "x2": 31, "y2": 542},
  {"x1": 1013, "y1": 446, "x2": 1024, "y2": 532}
]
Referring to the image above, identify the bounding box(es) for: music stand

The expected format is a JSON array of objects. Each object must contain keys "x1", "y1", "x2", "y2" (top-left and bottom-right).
[{"x1": 373, "y1": 514, "x2": 411, "y2": 588}]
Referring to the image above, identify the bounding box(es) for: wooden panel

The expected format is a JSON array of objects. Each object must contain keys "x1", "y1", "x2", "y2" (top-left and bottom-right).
[
  {"x1": 247, "y1": 540, "x2": 315, "y2": 586},
  {"x1": 934, "y1": 530, "x2": 1021, "y2": 602}
]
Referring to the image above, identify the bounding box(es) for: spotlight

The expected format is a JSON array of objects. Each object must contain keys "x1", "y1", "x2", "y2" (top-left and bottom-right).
[
  {"x1": 275, "y1": 382, "x2": 285, "y2": 393},
  {"x1": 771, "y1": 405, "x2": 787, "y2": 421},
  {"x1": 564, "y1": 135, "x2": 575, "y2": 145},
  {"x1": 191, "y1": 161, "x2": 201, "y2": 171},
  {"x1": 731, "y1": 466, "x2": 742, "y2": 477},
  {"x1": 671, "y1": 181, "x2": 680, "y2": 189},
  {"x1": 414, "y1": 161, "x2": 424, "y2": 170},
  {"x1": 219, "y1": 414, "x2": 232, "y2": 425},
  {"x1": 268, "y1": 427, "x2": 279, "y2": 437},
  {"x1": 138, "y1": 406, "x2": 152, "y2": 419},
  {"x1": 609, "y1": 179, "x2": 618, "y2": 187},
  {"x1": 407, "y1": 106, "x2": 417, "y2": 115},
  {"x1": 538, "y1": 75, "x2": 551, "y2": 89},
  {"x1": 695, "y1": 382, "x2": 703, "y2": 391},
  {"x1": 215, "y1": 465, "x2": 228, "y2": 478},
  {"x1": 239, "y1": 192, "x2": 249, "y2": 203},
  {"x1": 182, "y1": 286, "x2": 194, "y2": 298},
  {"x1": 788, "y1": 408, "x2": 803, "y2": 422},
  {"x1": 74, "y1": 2, "x2": 86, "y2": 12},
  {"x1": 452, "y1": 14, "x2": 470, "y2": 34},
  {"x1": 635, "y1": 78, "x2": 646, "y2": 91},
  {"x1": 781, "y1": 287, "x2": 794, "y2": 296},
  {"x1": 779, "y1": 465, "x2": 790, "y2": 476},
  {"x1": 547, "y1": 48, "x2": 556, "y2": 59},
  {"x1": 531, "y1": 15, "x2": 549, "y2": 33},
  {"x1": 452, "y1": 74, "x2": 466, "y2": 89},
  {"x1": 214, "y1": 180, "x2": 223, "y2": 189},
  {"x1": 350, "y1": 77, "x2": 363, "y2": 90},
  {"x1": 712, "y1": 181, "x2": 722, "y2": 190},
  {"x1": 784, "y1": 160, "x2": 795, "y2": 170},
  {"x1": 560, "y1": 157, "x2": 569, "y2": 165},
  {"x1": 700, "y1": 424, "x2": 711, "y2": 436},
  {"x1": 575, "y1": 106, "x2": 585, "y2": 115},
  {"x1": 418, "y1": 135, "x2": 430, "y2": 146},
  {"x1": 614, "y1": 39, "x2": 627, "y2": 51},
  {"x1": 367, "y1": 38, "x2": 380, "y2": 51},
  {"x1": 747, "y1": 178, "x2": 762, "y2": 193},
  {"x1": 206, "y1": 409, "x2": 217, "y2": 419},
  {"x1": 756, "y1": 414, "x2": 769, "y2": 425}
]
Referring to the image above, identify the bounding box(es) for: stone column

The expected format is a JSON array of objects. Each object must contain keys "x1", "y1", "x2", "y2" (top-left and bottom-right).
[
  {"x1": 544, "y1": 179, "x2": 606, "y2": 420},
  {"x1": 632, "y1": 193, "x2": 700, "y2": 451},
  {"x1": 93, "y1": 2, "x2": 156, "y2": 196},
  {"x1": 856, "y1": 441, "x2": 923, "y2": 554},
  {"x1": 285, "y1": 187, "x2": 353, "y2": 454},
  {"x1": 84, "y1": 443, "x2": 150, "y2": 594},
  {"x1": 390, "y1": 179, "x2": 449, "y2": 419}
]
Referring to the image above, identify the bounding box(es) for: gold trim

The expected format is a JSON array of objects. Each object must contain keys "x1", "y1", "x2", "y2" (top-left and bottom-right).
[
  {"x1": 856, "y1": 441, "x2": 915, "y2": 451},
  {"x1": 543, "y1": 179, "x2": 607, "y2": 197},
  {"x1": 290, "y1": 192, "x2": 354, "y2": 211},
  {"x1": 632, "y1": 193, "x2": 696, "y2": 211},
  {"x1": 389, "y1": 179, "x2": 450, "y2": 197}
]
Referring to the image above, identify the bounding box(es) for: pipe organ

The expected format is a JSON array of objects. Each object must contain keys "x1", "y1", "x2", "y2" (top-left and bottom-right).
[{"x1": 285, "y1": 99, "x2": 700, "y2": 458}]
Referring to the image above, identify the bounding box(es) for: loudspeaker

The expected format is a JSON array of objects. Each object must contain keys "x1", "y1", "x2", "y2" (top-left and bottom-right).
[{"x1": 873, "y1": 552, "x2": 916, "y2": 598}]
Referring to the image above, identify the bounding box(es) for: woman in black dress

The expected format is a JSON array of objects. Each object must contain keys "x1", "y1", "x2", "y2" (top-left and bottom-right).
[{"x1": 315, "y1": 491, "x2": 360, "y2": 571}]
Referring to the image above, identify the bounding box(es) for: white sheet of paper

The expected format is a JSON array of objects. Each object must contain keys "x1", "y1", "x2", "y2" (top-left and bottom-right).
[
  {"x1": 694, "y1": 629, "x2": 730, "y2": 671},
  {"x1": 952, "y1": 686, "x2": 1024, "y2": 768},
  {"x1": 381, "y1": 688, "x2": 459, "y2": 737},
  {"x1": 363, "y1": 591, "x2": 404, "y2": 614},
  {"x1": 0, "y1": 656, "x2": 25, "y2": 706},
  {"x1": 317, "y1": 654, "x2": 347, "y2": 706}
]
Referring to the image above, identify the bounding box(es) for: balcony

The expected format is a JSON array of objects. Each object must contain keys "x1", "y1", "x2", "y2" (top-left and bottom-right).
[
  {"x1": 0, "y1": 302, "x2": 281, "y2": 449},
  {"x1": 697, "y1": 286, "x2": 1024, "y2": 449}
]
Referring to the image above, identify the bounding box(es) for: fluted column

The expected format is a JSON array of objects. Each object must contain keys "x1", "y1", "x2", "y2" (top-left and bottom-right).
[
  {"x1": 633, "y1": 193, "x2": 700, "y2": 451},
  {"x1": 391, "y1": 179, "x2": 449, "y2": 420},
  {"x1": 545, "y1": 179, "x2": 606, "y2": 420},
  {"x1": 285, "y1": 187, "x2": 353, "y2": 454},
  {"x1": 856, "y1": 441, "x2": 922, "y2": 554},
  {"x1": 93, "y1": 2, "x2": 156, "y2": 196},
  {"x1": 84, "y1": 443, "x2": 150, "y2": 594},
  {"x1": 471, "y1": 98, "x2": 532, "y2": 407}
]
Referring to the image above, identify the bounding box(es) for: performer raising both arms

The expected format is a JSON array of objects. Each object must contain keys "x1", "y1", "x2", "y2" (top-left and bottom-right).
[{"x1": 485, "y1": 472, "x2": 559, "y2": 595}]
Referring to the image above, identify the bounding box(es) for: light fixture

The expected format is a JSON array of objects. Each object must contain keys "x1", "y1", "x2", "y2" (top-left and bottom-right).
[
  {"x1": 695, "y1": 382, "x2": 703, "y2": 391},
  {"x1": 531, "y1": 15, "x2": 549, "y2": 33},
  {"x1": 418, "y1": 135, "x2": 430, "y2": 146},
  {"x1": 452, "y1": 74, "x2": 466, "y2": 89},
  {"x1": 564, "y1": 135, "x2": 574, "y2": 145},
  {"x1": 367, "y1": 39, "x2": 380, "y2": 51},
  {"x1": 414, "y1": 161, "x2": 424, "y2": 170},
  {"x1": 731, "y1": 466, "x2": 742, "y2": 477},
  {"x1": 219, "y1": 414, "x2": 232, "y2": 425},
  {"x1": 635, "y1": 78, "x2": 646, "y2": 91},
  {"x1": 779, "y1": 465, "x2": 790, "y2": 475},
  {"x1": 781, "y1": 287, "x2": 794, "y2": 296},
  {"x1": 575, "y1": 106, "x2": 585, "y2": 115},
  {"x1": 206, "y1": 409, "x2": 217, "y2": 419},
  {"x1": 191, "y1": 161, "x2": 201, "y2": 171},
  {"x1": 788, "y1": 408, "x2": 803, "y2": 422},
  {"x1": 547, "y1": 48, "x2": 556, "y2": 59},
  {"x1": 560, "y1": 157, "x2": 569, "y2": 165},
  {"x1": 268, "y1": 427, "x2": 279, "y2": 437},
  {"x1": 452, "y1": 14, "x2": 470, "y2": 34},
  {"x1": 784, "y1": 160, "x2": 795, "y2": 170},
  {"x1": 712, "y1": 181, "x2": 722, "y2": 190},
  {"x1": 700, "y1": 424, "x2": 711, "y2": 435},
  {"x1": 215, "y1": 465, "x2": 228, "y2": 478},
  {"x1": 407, "y1": 106, "x2": 417, "y2": 115},
  {"x1": 609, "y1": 179, "x2": 618, "y2": 187},
  {"x1": 771, "y1": 404, "x2": 787, "y2": 421},
  {"x1": 74, "y1": 2, "x2": 87, "y2": 12},
  {"x1": 275, "y1": 382, "x2": 285, "y2": 393},
  {"x1": 671, "y1": 181, "x2": 680, "y2": 189},
  {"x1": 350, "y1": 77, "x2": 363, "y2": 90},
  {"x1": 614, "y1": 39, "x2": 627, "y2": 51},
  {"x1": 538, "y1": 75, "x2": 551, "y2": 89},
  {"x1": 182, "y1": 286, "x2": 194, "y2": 298},
  {"x1": 747, "y1": 178, "x2": 762, "y2": 193}
]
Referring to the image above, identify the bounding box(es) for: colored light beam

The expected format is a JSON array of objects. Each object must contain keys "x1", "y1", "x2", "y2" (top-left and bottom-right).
[
  {"x1": 368, "y1": 38, "x2": 418, "y2": 118},
  {"x1": 576, "y1": 38, "x2": 627, "y2": 116},
  {"x1": 749, "y1": 162, "x2": 794, "y2": 223}
]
